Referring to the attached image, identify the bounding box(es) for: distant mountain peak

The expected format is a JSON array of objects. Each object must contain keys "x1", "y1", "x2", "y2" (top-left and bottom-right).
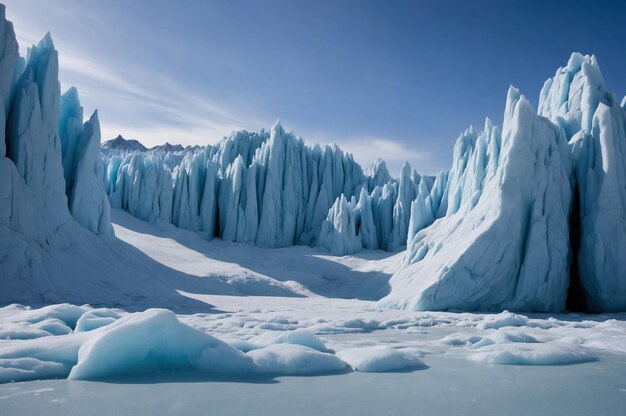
[{"x1": 102, "y1": 135, "x2": 147, "y2": 152}]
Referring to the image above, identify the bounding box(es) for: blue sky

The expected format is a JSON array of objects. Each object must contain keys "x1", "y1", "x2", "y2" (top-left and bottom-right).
[{"x1": 4, "y1": 0, "x2": 626, "y2": 175}]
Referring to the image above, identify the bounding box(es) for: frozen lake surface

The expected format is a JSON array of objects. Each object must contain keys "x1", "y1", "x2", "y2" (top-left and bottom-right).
[
  {"x1": 1, "y1": 353, "x2": 625, "y2": 416},
  {"x1": 1, "y1": 211, "x2": 625, "y2": 415}
]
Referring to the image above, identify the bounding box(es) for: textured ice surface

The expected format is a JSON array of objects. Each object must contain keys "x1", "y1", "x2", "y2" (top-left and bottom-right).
[
  {"x1": 381, "y1": 87, "x2": 573, "y2": 312},
  {"x1": 74, "y1": 308, "x2": 120, "y2": 332},
  {"x1": 59, "y1": 88, "x2": 112, "y2": 235},
  {"x1": 337, "y1": 346, "x2": 426, "y2": 372},
  {"x1": 0, "y1": 301, "x2": 624, "y2": 385},
  {"x1": 248, "y1": 344, "x2": 347, "y2": 375},
  {"x1": 470, "y1": 343, "x2": 595, "y2": 365},
  {"x1": 248, "y1": 329, "x2": 331, "y2": 352},
  {"x1": 317, "y1": 194, "x2": 362, "y2": 255},
  {"x1": 539, "y1": 53, "x2": 626, "y2": 312},
  {"x1": 0, "y1": 307, "x2": 357, "y2": 382},
  {"x1": 69, "y1": 309, "x2": 254, "y2": 380},
  {"x1": 102, "y1": 122, "x2": 429, "y2": 254}
]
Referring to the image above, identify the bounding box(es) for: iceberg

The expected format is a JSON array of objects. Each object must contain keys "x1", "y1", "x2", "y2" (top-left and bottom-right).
[
  {"x1": 0, "y1": 307, "x2": 357, "y2": 382},
  {"x1": 69, "y1": 309, "x2": 255, "y2": 380}
]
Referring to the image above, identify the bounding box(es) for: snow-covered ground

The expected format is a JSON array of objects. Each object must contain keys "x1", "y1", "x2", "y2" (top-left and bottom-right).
[{"x1": 1, "y1": 210, "x2": 625, "y2": 415}]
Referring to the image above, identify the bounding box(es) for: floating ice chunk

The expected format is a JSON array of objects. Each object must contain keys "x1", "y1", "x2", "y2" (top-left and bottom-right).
[
  {"x1": 0, "y1": 324, "x2": 51, "y2": 340},
  {"x1": 249, "y1": 329, "x2": 330, "y2": 352},
  {"x1": 476, "y1": 311, "x2": 529, "y2": 330},
  {"x1": 75, "y1": 308, "x2": 120, "y2": 332},
  {"x1": 441, "y1": 334, "x2": 484, "y2": 346},
  {"x1": 69, "y1": 309, "x2": 253, "y2": 380},
  {"x1": 471, "y1": 330, "x2": 540, "y2": 348},
  {"x1": 32, "y1": 319, "x2": 72, "y2": 336},
  {"x1": 17, "y1": 304, "x2": 87, "y2": 329},
  {"x1": 337, "y1": 346, "x2": 426, "y2": 372},
  {"x1": 470, "y1": 343, "x2": 595, "y2": 365},
  {"x1": 0, "y1": 358, "x2": 69, "y2": 383},
  {"x1": 248, "y1": 344, "x2": 348, "y2": 375}
]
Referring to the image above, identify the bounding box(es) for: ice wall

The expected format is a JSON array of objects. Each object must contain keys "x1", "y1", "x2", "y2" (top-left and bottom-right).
[
  {"x1": 539, "y1": 53, "x2": 626, "y2": 312},
  {"x1": 60, "y1": 88, "x2": 112, "y2": 235},
  {"x1": 0, "y1": 7, "x2": 112, "y2": 292},
  {"x1": 380, "y1": 87, "x2": 573, "y2": 312},
  {"x1": 103, "y1": 122, "x2": 428, "y2": 252}
]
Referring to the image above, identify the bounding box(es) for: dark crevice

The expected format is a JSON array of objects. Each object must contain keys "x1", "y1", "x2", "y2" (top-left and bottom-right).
[{"x1": 566, "y1": 182, "x2": 589, "y2": 312}]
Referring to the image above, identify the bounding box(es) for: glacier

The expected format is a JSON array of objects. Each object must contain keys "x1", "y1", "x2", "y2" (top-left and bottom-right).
[
  {"x1": 0, "y1": 0, "x2": 626, "y2": 315},
  {"x1": 538, "y1": 53, "x2": 626, "y2": 312},
  {"x1": 102, "y1": 123, "x2": 429, "y2": 253},
  {"x1": 0, "y1": 7, "x2": 218, "y2": 308},
  {"x1": 60, "y1": 88, "x2": 112, "y2": 235},
  {"x1": 379, "y1": 87, "x2": 573, "y2": 312},
  {"x1": 1, "y1": 3, "x2": 626, "y2": 414},
  {"x1": 380, "y1": 52, "x2": 626, "y2": 313}
]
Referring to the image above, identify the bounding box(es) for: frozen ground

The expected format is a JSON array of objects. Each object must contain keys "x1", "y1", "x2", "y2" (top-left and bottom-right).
[{"x1": 1, "y1": 210, "x2": 625, "y2": 415}]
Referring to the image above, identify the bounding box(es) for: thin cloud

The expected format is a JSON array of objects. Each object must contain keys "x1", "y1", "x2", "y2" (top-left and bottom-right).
[{"x1": 7, "y1": 7, "x2": 265, "y2": 147}]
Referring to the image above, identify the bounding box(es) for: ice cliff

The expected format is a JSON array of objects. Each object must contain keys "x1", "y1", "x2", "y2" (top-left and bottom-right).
[
  {"x1": 1, "y1": 0, "x2": 625, "y2": 313},
  {"x1": 98, "y1": 51, "x2": 626, "y2": 313},
  {"x1": 538, "y1": 53, "x2": 626, "y2": 312},
  {"x1": 102, "y1": 123, "x2": 429, "y2": 251},
  {"x1": 0, "y1": 6, "x2": 118, "y2": 302},
  {"x1": 379, "y1": 88, "x2": 573, "y2": 312},
  {"x1": 380, "y1": 53, "x2": 626, "y2": 313}
]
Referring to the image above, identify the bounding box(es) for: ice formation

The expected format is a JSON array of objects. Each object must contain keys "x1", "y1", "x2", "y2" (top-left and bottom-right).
[
  {"x1": 379, "y1": 53, "x2": 626, "y2": 313},
  {"x1": 0, "y1": 307, "x2": 355, "y2": 382},
  {"x1": 380, "y1": 87, "x2": 573, "y2": 312},
  {"x1": 102, "y1": 122, "x2": 428, "y2": 253},
  {"x1": 2, "y1": 302, "x2": 621, "y2": 385},
  {"x1": 336, "y1": 346, "x2": 426, "y2": 372},
  {"x1": 1, "y1": 0, "x2": 626, "y2": 314},
  {"x1": 60, "y1": 88, "x2": 112, "y2": 235},
  {"x1": 0, "y1": 8, "x2": 160, "y2": 305},
  {"x1": 0, "y1": 10, "x2": 72, "y2": 285},
  {"x1": 538, "y1": 53, "x2": 626, "y2": 312}
]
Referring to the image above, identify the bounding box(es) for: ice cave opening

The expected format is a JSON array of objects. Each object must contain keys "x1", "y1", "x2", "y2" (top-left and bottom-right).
[{"x1": 566, "y1": 183, "x2": 589, "y2": 313}]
